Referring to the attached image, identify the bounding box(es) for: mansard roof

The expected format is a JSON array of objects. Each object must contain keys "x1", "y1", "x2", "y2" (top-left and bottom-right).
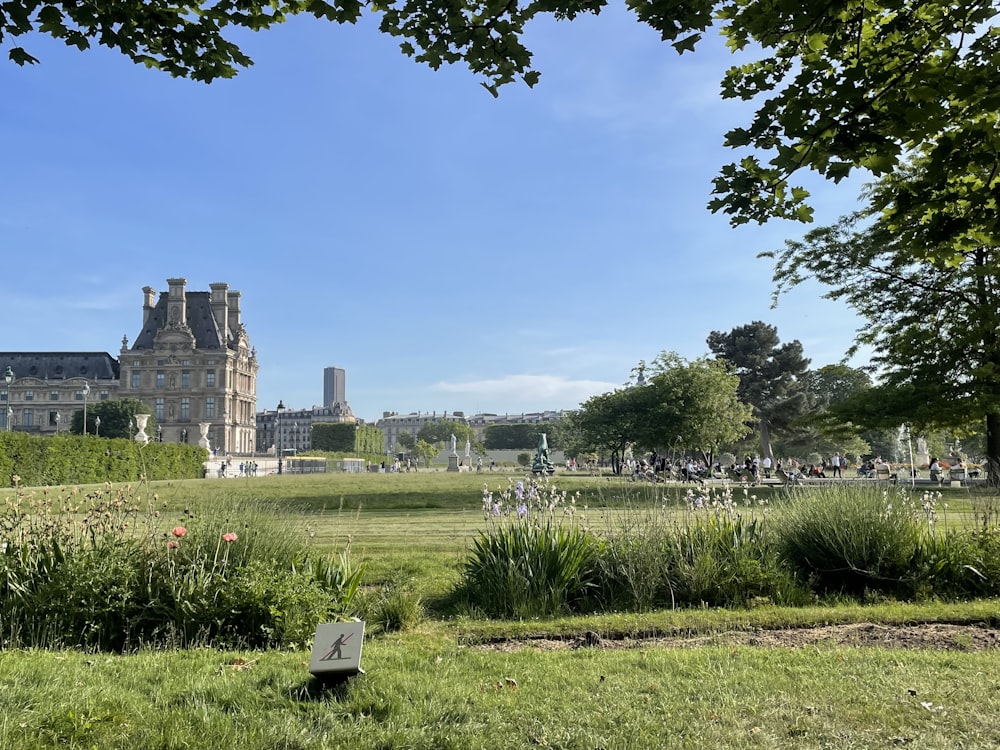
[
  {"x1": 131, "y1": 291, "x2": 226, "y2": 351},
  {"x1": 0, "y1": 352, "x2": 120, "y2": 381}
]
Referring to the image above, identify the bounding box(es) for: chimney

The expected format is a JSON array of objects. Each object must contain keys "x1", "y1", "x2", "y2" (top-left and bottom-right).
[
  {"x1": 166, "y1": 278, "x2": 188, "y2": 327},
  {"x1": 227, "y1": 289, "x2": 242, "y2": 330},
  {"x1": 210, "y1": 282, "x2": 229, "y2": 340},
  {"x1": 142, "y1": 286, "x2": 156, "y2": 325}
]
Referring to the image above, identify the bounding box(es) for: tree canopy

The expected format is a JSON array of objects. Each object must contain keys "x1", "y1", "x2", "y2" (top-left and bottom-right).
[
  {"x1": 570, "y1": 352, "x2": 751, "y2": 473},
  {"x1": 70, "y1": 398, "x2": 152, "y2": 440},
  {"x1": 765, "y1": 156, "x2": 1000, "y2": 481},
  {"x1": 6, "y1": 1, "x2": 997, "y2": 225},
  {"x1": 707, "y1": 321, "x2": 809, "y2": 460}
]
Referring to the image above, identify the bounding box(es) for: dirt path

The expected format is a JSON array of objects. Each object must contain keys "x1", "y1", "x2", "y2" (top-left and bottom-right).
[{"x1": 479, "y1": 623, "x2": 1000, "y2": 652}]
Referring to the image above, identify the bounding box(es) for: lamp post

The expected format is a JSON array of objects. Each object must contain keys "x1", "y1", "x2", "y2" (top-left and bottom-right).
[
  {"x1": 157, "y1": 424, "x2": 163, "y2": 443},
  {"x1": 276, "y1": 400, "x2": 285, "y2": 475},
  {"x1": 95, "y1": 416, "x2": 101, "y2": 437},
  {"x1": 4, "y1": 366, "x2": 12, "y2": 431},
  {"x1": 82, "y1": 382, "x2": 91, "y2": 436},
  {"x1": 55, "y1": 412, "x2": 61, "y2": 433}
]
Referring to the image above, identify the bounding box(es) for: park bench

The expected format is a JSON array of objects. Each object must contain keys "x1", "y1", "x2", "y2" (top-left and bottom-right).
[
  {"x1": 775, "y1": 468, "x2": 801, "y2": 485},
  {"x1": 725, "y1": 467, "x2": 755, "y2": 484},
  {"x1": 948, "y1": 467, "x2": 967, "y2": 486},
  {"x1": 874, "y1": 466, "x2": 892, "y2": 481}
]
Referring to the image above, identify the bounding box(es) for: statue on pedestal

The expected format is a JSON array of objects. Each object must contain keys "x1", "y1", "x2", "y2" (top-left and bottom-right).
[
  {"x1": 449, "y1": 434, "x2": 457, "y2": 455},
  {"x1": 532, "y1": 432, "x2": 555, "y2": 475},
  {"x1": 134, "y1": 413, "x2": 150, "y2": 444},
  {"x1": 198, "y1": 422, "x2": 211, "y2": 451}
]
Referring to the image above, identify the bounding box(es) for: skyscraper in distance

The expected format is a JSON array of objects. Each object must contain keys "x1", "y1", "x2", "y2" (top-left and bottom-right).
[{"x1": 323, "y1": 366, "x2": 346, "y2": 408}]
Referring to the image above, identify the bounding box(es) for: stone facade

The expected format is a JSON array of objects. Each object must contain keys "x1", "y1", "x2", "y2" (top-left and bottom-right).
[
  {"x1": 0, "y1": 353, "x2": 120, "y2": 433},
  {"x1": 120, "y1": 278, "x2": 258, "y2": 454}
]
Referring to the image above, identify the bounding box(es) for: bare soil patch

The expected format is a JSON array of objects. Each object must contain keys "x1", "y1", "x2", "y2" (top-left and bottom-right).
[{"x1": 479, "y1": 623, "x2": 1000, "y2": 652}]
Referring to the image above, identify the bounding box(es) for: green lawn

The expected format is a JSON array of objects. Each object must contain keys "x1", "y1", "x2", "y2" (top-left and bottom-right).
[{"x1": 2, "y1": 472, "x2": 999, "y2": 749}]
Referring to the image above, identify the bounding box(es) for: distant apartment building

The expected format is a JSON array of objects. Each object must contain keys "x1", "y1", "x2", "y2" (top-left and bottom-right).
[
  {"x1": 375, "y1": 410, "x2": 468, "y2": 453},
  {"x1": 119, "y1": 278, "x2": 258, "y2": 454},
  {"x1": 256, "y1": 402, "x2": 358, "y2": 455},
  {"x1": 0, "y1": 353, "x2": 119, "y2": 433}
]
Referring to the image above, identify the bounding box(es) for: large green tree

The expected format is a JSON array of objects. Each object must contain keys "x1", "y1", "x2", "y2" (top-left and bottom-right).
[
  {"x1": 417, "y1": 419, "x2": 472, "y2": 448},
  {"x1": 777, "y1": 364, "x2": 872, "y2": 462},
  {"x1": 70, "y1": 397, "x2": 153, "y2": 439},
  {"x1": 765, "y1": 162, "x2": 1000, "y2": 482},
  {"x1": 707, "y1": 322, "x2": 810, "y2": 461},
  {"x1": 641, "y1": 352, "x2": 753, "y2": 469},
  {"x1": 571, "y1": 353, "x2": 751, "y2": 473},
  {"x1": 6, "y1": 2, "x2": 996, "y2": 226}
]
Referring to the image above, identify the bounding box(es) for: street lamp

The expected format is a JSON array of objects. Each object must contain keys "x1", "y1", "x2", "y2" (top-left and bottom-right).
[
  {"x1": 95, "y1": 416, "x2": 101, "y2": 437},
  {"x1": 276, "y1": 400, "x2": 285, "y2": 475},
  {"x1": 157, "y1": 424, "x2": 163, "y2": 442},
  {"x1": 82, "y1": 382, "x2": 91, "y2": 436},
  {"x1": 3, "y1": 366, "x2": 12, "y2": 432}
]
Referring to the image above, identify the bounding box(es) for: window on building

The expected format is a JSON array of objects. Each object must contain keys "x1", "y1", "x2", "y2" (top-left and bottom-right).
[
  {"x1": 206, "y1": 369, "x2": 215, "y2": 388},
  {"x1": 22, "y1": 409, "x2": 33, "y2": 427},
  {"x1": 131, "y1": 371, "x2": 140, "y2": 388},
  {"x1": 182, "y1": 360, "x2": 190, "y2": 366},
  {"x1": 205, "y1": 397, "x2": 215, "y2": 418},
  {"x1": 156, "y1": 371, "x2": 165, "y2": 388},
  {"x1": 75, "y1": 390, "x2": 84, "y2": 401},
  {"x1": 100, "y1": 390, "x2": 109, "y2": 401},
  {"x1": 24, "y1": 391, "x2": 33, "y2": 401},
  {"x1": 180, "y1": 398, "x2": 190, "y2": 421},
  {"x1": 48, "y1": 411, "x2": 58, "y2": 427},
  {"x1": 50, "y1": 391, "x2": 58, "y2": 401},
  {"x1": 181, "y1": 371, "x2": 190, "y2": 388},
  {"x1": 155, "y1": 398, "x2": 164, "y2": 421}
]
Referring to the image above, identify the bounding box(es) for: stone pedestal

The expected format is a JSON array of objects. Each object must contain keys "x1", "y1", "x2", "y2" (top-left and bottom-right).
[{"x1": 447, "y1": 453, "x2": 460, "y2": 472}]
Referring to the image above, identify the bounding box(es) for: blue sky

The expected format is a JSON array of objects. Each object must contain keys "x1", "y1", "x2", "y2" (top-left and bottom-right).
[{"x1": 0, "y1": 8, "x2": 870, "y2": 423}]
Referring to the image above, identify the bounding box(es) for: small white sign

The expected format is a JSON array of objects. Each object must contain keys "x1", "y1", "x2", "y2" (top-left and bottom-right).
[{"x1": 309, "y1": 621, "x2": 366, "y2": 677}]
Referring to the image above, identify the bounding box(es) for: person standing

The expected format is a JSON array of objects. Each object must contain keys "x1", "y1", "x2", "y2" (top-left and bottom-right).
[
  {"x1": 762, "y1": 455, "x2": 772, "y2": 479},
  {"x1": 831, "y1": 453, "x2": 842, "y2": 478}
]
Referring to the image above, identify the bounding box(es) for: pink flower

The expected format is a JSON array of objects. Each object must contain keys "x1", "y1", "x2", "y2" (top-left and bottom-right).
[
  {"x1": 171, "y1": 526, "x2": 187, "y2": 538},
  {"x1": 166, "y1": 540, "x2": 179, "y2": 549},
  {"x1": 222, "y1": 532, "x2": 238, "y2": 543}
]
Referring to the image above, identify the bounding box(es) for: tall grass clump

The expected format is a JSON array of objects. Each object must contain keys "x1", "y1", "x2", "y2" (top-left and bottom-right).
[
  {"x1": 457, "y1": 478, "x2": 601, "y2": 618},
  {"x1": 594, "y1": 484, "x2": 804, "y2": 611},
  {"x1": 0, "y1": 478, "x2": 362, "y2": 650},
  {"x1": 774, "y1": 484, "x2": 927, "y2": 597}
]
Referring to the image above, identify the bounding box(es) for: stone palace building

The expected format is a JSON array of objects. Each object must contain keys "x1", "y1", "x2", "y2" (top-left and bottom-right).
[{"x1": 1, "y1": 278, "x2": 258, "y2": 455}]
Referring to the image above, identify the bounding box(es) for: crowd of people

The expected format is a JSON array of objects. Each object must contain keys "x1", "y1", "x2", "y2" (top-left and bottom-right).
[{"x1": 621, "y1": 451, "x2": 896, "y2": 485}]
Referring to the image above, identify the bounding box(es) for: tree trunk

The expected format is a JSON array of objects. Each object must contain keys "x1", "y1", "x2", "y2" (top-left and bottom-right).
[
  {"x1": 986, "y1": 412, "x2": 1000, "y2": 486},
  {"x1": 759, "y1": 418, "x2": 774, "y2": 461}
]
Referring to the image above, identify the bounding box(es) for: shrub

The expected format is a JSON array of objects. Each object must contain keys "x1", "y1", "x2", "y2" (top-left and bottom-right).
[
  {"x1": 0, "y1": 481, "x2": 362, "y2": 650},
  {"x1": 594, "y1": 485, "x2": 804, "y2": 611},
  {"x1": 773, "y1": 484, "x2": 924, "y2": 597},
  {"x1": 458, "y1": 478, "x2": 599, "y2": 618}
]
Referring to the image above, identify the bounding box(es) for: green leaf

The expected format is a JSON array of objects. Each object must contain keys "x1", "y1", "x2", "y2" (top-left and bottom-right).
[{"x1": 8, "y1": 47, "x2": 40, "y2": 66}]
